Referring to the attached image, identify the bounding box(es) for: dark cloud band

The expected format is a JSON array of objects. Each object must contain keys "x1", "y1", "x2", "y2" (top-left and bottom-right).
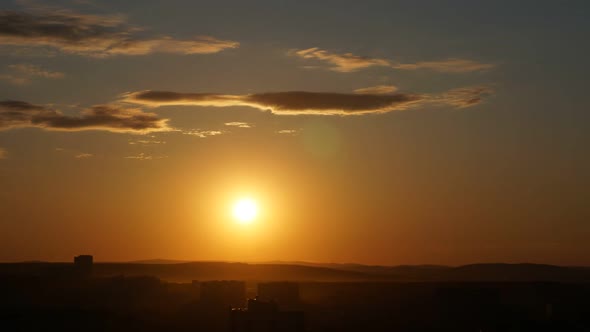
[
  {"x1": 0, "y1": 100, "x2": 170, "y2": 133},
  {"x1": 123, "y1": 87, "x2": 492, "y2": 115},
  {"x1": 0, "y1": 10, "x2": 239, "y2": 57}
]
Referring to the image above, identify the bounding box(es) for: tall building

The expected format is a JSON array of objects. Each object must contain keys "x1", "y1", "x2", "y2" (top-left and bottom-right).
[
  {"x1": 258, "y1": 282, "x2": 300, "y2": 308},
  {"x1": 73, "y1": 255, "x2": 93, "y2": 275},
  {"x1": 199, "y1": 280, "x2": 246, "y2": 307}
]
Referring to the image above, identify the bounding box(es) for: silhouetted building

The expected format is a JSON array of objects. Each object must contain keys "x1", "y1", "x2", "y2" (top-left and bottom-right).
[
  {"x1": 73, "y1": 255, "x2": 93, "y2": 275},
  {"x1": 191, "y1": 279, "x2": 201, "y2": 297},
  {"x1": 230, "y1": 297, "x2": 304, "y2": 332},
  {"x1": 258, "y1": 282, "x2": 300, "y2": 308},
  {"x1": 199, "y1": 280, "x2": 246, "y2": 307}
]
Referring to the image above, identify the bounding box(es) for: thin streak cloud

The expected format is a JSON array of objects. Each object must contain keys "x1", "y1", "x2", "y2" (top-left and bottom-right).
[
  {"x1": 276, "y1": 129, "x2": 299, "y2": 135},
  {"x1": 354, "y1": 85, "x2": 398, "y2": 94},
  {"x1": 290, "y1": 48, "x2": 494, "y2": 73},
  {"x1": 0, "y1": 74, "x2": 28, "y2": 85},
  {"x1": 291, "y1": 47, "x2": 391, "y2": 72},
  {"x1": 128, "y1": 139, "x2": 165, "y2": 145},
  {"x1": 392, "y1": 59, "x2": 495, "y2": 73},
  {"x1": 225, "y1": 122, "x2": 252, "y2": 128},
  {"x1": 182, "y1": 129, "x2": 223, "y2": 138},
  {"x1": 125, "y1": 152, "x2": 167, "y2": 160},
  {"x1": 9, "y1": 64, "x2": 64, "y2": 79},
  {"x1": 0, "y1": 63, "x2": 64, "y2": 85}
]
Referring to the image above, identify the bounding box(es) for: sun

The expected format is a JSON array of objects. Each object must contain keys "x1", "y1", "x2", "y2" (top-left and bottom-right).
[{"x1": 232, "y1": 198, "x2": 258, "y2": 224}]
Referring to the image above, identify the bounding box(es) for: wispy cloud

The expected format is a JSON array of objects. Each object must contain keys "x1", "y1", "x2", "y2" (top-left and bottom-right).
[
  {"x1": 0, "y1": 100, "x2": 171, "y2": 133},
  {"x1": 9, "y1": 64, "x2": 64, "y2": 78},
  {"x1": 0, "y1": 63, "x2": 64, "y2": 85},
  {"x1": 124, "y1": 152, "x2": 167, "y2": 160},
  {"x1": 276, "y1": 129, "x2": 299, "y2": 135},
  {"x1": 290, "y1": 48, "x2": 494, "y2": 73},
  {"x1": 0, "y1": 10, "x2": 239, "y2": 57},
  {"x1": 122, "y1": 86, "x2": 492, "y2": 116},
  {"x1": 224, "y1": 121, "x2": 252, "y2": 128},
  {"x1": 432, "y1": 86, "x2": 493, "y2": 108},
  {"x1": 128, "y1": 138, "x2": 165, "y2": 145},
  {"x1": 182, "y1": 129, "x2": 223, "y2": 138},
  {"x1": 354, "y1": 85, "x2": 398, "y2": 94},
  {"x1": 0, "y1": 74, "x2": 29, "y2": 85},
  {"x1": 291, "y1": 48, "x2": 391, "y2": 72},
  {"x1": 54, "y1": 146, "x2": 95, "y2": 158},
  {"x1": 392, "y1": 59, "x2": 495, "y2": 73}
]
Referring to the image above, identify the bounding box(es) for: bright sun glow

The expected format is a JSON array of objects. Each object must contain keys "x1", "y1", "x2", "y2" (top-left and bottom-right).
[{"x1": 232, "y1": 198, "x2": 258, "y2": 224}]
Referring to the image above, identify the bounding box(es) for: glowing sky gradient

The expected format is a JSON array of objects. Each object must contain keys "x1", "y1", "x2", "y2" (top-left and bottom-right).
[{"x1": 0, "y1": 0, "x2": 588, "y2": 265}]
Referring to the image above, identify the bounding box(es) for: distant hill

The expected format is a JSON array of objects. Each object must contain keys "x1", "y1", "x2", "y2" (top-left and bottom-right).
[
  {"x1": 256, "y1": 261, "x2": 590, "y2": 282},
  {"x1": 440, "y1": 263, "x2": 590, "y2": 282},
  {"x1": 268, "y1": 261, "x2": 449, "y2": 277},
  {"x1": 92, "y1": 262, "x2": 377, "y2": 282},
  {"x1": 130, "y1": 259, "x2": 190, "y2": 264},
  {"x1": 1, "y1": 261, "x2": 589, "y2": 283}
]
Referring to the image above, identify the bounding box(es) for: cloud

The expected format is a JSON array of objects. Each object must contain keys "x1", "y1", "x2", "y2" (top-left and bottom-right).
[
  {"x1": 182, "y1": 129, "x2": 223, "y2": 138},
  {"x1": 247, "y1": 92, "x2": 424, "y2": 114},
  {"x1": 290, "y1": 48, "x2": 494, "y2": 73},
  {"x1": 123, "y1": 87, "x2": 492, "y2": 115},
  {"x1": 0, "y1": 147, "x2": 6, "y2": 159},
  {"x1": 124, "y1": 152, "x2": 166, "y2": 160},
  {"x1": 0, "y1": 10, "x2": 239, "y2": 57},
  {"x1": 0, "y1": 63, "x2": 64, "y2": 85},
  {"x1": 122, "y1": 91, "x2": 243, "y2": 107},
  {"x1": 224, "y1": 121, "x2": 251, "y2": 128},
  {"x1": 291, "y1": 48, "x2": 391, "y2": 72},
  {"x1": 432, "y1": 86, "x2": 494, "y2": 108},
  {"x1": 354, "y1": 85, "x2": 398, "y2": 94},
  {"x1": 276, "y1": 129, "x2": 299, "y2": 135},
  {"x1": 0, "y1": 100, "x2": 171, "y2": 133},
  {"x1": 392, "y1": 59, "x2": 495, "y2": 73},
  {"x1": 54, "y1": 146, "x2": 96, "y2": 158},
  {"x1": 123, "y1": 90, "x2": 423, "y2": 115},
  {"x1": 9, "y1": 64, "x2": 64, "y2": 78},
  {"x1": 128, "y1": 138, "x2": 165, "y2": 145},
  {"x1": 0, "y1": 74, "x2": 29, "y2": 85}
]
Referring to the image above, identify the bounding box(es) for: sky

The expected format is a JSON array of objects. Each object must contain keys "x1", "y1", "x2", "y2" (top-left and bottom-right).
[{"x1": 0, "y1": 0, "x2": 589, "y2": 265}]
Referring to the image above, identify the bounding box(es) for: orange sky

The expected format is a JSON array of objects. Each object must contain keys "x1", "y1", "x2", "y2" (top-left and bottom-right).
[{"x1": 0, "y1": 0, "x2": 589, "y2": 265}]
